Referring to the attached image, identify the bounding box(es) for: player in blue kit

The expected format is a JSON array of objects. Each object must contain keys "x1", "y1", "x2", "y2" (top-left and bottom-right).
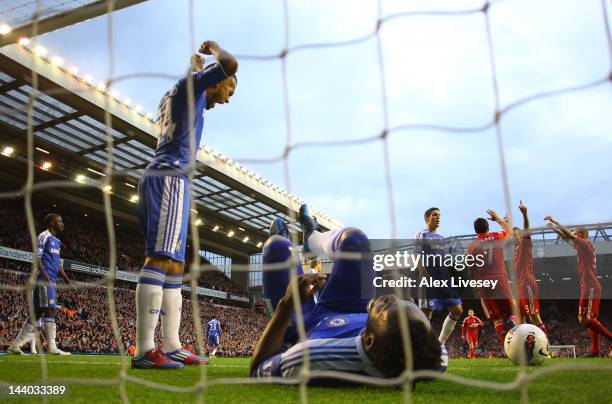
[
  {"x1": 207, "y1": 319, "x2": 222, "y2": 358},
  {"x1": 133, "y1": 40, "x2": 238, "y2": 369},
  {"x1": 415, "y1": 207, "x2": 463, "y2": 345},
  {"x1": 251, "y1": 205, "x2": 446, "y2": 382},
  {"x1": 8, "y1": 214, "x2": 71, "y2": 355}
]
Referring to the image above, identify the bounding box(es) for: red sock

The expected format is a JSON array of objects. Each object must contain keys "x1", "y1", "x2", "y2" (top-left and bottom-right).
[
  {"x1": 494, "y1": 323, "x2": 507, "y2": 343},
  {"x1": 589, "y1": 329, "x2": 600, "y2": 355},
  {"x1": 536, "y1": 322, "x2": 548, "y2": 336},
  {"x1": 469, "y1": 347, "x2": 475, "y2": 358},
  {"x1": 587, "y1": 319, "x2": 612, "y2": 341}
]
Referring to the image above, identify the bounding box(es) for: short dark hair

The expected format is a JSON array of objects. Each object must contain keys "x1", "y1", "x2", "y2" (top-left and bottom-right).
[
  {"x1": 370, "y1": 315, "x2": 441, "y2": 379},
  {"x1": 44, "y1": 213, "x2": 60, "y2": 229},
  {"x1": 424, "y1": 207, "x2": 439, "y2": 221},
  {"x1": 474, "y1": 218, "x2": 489, "y2": 234},
  {"x1": 575, "y1": 227, "x2": 588, "y2": 238}
]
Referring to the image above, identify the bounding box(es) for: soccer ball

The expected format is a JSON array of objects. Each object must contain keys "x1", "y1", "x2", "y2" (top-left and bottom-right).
[{"x1": 504, "y1": 324, "x2": 549, "y2": 366}]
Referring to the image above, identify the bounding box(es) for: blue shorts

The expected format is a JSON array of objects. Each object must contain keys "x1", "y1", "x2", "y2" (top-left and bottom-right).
[
  {"x1": 208, "y1": 335, "x2": 220, "y2": 346},
  {"x1": 33, "y1": 284, "x2": 57, "y2": 310},
  {"x1": 138, "y1": 174, "x2": 190, "y2": 262},
  {"x1": 418, "y1": 274, "x2": 461, "y2": 311}
]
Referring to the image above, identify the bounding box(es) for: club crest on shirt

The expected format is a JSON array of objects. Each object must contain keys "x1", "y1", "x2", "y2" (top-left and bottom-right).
[
  {"x1": 261, "y1": 360, "x2": 273, "y2": 377},
  {"x1": 327, "y1": 317, "x2": 348, "y2": 327}
]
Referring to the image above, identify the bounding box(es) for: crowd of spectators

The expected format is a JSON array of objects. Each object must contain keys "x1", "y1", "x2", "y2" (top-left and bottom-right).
[
  {"x1": 2, "y1": 258, "x2": 610, "y2": 358},
  {"x1": 0, "y1": 201, "x2": 245, "y2": 295},
  {"x1": 436, "y1": 300, "x2": 612, "y2": 358},
  {"x1": 0, "y1": 264, "x2": 266, "y2": 356}
]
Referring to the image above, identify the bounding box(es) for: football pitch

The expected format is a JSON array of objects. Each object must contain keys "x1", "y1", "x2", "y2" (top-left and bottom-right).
[{"x1": 0, "y1": 356, "x2": 609, "y2": 403}]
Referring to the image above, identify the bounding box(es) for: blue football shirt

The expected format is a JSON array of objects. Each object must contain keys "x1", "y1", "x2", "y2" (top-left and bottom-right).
[
  {"x1": 415, "y1": 230, "x2": 448, "y2": 278},
  {"x1": 207, "y1": 319, "x2": 222, "y2": 337},
  {"x1": 147, "y1": 63, "x2": 228, "y2": 173},
  {"x1": 37, "y1": 230, "x2": 61, "y2": 283}
]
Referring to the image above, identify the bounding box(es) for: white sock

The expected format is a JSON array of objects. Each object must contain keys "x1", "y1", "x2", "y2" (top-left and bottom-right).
[
  {"x1": 29, "y1": 334, "x2": 37, "y2": 354},
  {"x1": 307, "y1": 228, "x2": 344, "y2": 257},
  {"x1": 161, "y1": 287, "x2": 183, "y2": 352},
  {"x1": 43, "y1": 318, "x2": 57, "y2": 351},
  {"x1": 11, "y1": 320, "x2": 35, "y2": 348},
  {"x1": 439, "y1": 314, "x2": 458, "y2": 344},
  {"x1": 211, "y1": 348, "x2": 217, "y2": 356},
  {"x1": 136, "y1": 283, "x2": 163, "y2": 357}
]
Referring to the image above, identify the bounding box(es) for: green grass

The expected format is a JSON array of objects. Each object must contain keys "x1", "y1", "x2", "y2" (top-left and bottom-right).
[{"x1": 0, "y1": 355, "x2": 609, "y2": 403}]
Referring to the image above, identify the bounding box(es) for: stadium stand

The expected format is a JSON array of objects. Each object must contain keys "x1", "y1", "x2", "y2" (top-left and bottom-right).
[
  {"x1": 434, "y1": 299, "x2": 612, "y2": 359},
  {"x1": 0, "y1": 200, "x2": 245, "y2": 294},
  {"x1": 0, "y1": 265, "x2": 266, "y2": 356}
]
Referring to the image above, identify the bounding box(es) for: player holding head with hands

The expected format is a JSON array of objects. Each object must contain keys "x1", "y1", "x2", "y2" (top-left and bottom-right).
[
  {"x1": 544, "y1": 215, "x2": 611, "y2": 357},
  {"x1": 133, "y1": 41, "x2": 238, "y2": 369}
]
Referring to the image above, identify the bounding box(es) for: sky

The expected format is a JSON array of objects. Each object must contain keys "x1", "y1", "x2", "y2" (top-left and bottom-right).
[{"x1": 28, "y1": 0, "x2": 612, "y2": 238}]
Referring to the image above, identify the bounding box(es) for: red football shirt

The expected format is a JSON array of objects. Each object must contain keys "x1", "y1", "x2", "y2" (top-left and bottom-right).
[
  {"x1": 572, "y1": 237, "x2": 600, "y2": 289},
  {"x1": 514, "y1": 235, "x2": 536, "y2": 286},
  {"x1": 462, "y1": 316, "x2": 483, "y2": 337},
  {"x1": 468, "y1": 229, "x2": 510, "y2": 281}
]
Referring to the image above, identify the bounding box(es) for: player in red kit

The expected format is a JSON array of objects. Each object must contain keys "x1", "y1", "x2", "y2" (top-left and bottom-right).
[
  {"x1": 461, "y1": 309, "x2": 484, "y2": 358},
  {"x1": 467, "y1": 209, "x2": 518, "y2": 345},
  {"x1": 513, "y1": 201, "x2": 547, "y2": 335},
  {"x1": 545, "y1": 216, "x2": 612, "y2": 357}
]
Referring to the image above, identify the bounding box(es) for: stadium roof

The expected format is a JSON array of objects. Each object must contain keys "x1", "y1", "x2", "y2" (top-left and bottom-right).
[
  {"x1": 0, "y1": 0, "x2": 146, "y2": 46},
  {"x1": 0, "y1": 43, "x2": 342, "y2": 258}
]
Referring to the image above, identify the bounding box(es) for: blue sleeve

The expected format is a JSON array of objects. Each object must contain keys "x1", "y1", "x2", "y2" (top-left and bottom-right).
[
  {"x1": 251, "y1": 352, "x2": 283, "y2": 378},
  {"x1": 218, "y1": 321, "x2": 222, "y2": 336},
  {"x1": 192, "y1": 63, "x2": 228, "y2": 93}
]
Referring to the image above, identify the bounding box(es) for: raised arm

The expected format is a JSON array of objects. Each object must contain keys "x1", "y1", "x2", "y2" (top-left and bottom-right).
[
  {"x1": 544, "y1": 216, "x2": 575, "y2": 241},
  {"x1": 487, "y1": 209, "x2": 511, "y2": 233},
  {"x1": 519, "y1": 200, "x2": 530, "y2": 232},
  {"x1": 250, "y1": 274, "x2": 326, "y2": 374},
  {"x1": 199, "y1": 41, "x2": 238, "y2": 77}
]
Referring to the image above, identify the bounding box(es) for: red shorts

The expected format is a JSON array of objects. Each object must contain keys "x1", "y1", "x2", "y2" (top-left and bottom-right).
[
  {"x1": 466, "y1": 333, "x2": 479, "y2": 345},
  {"x1": 480, "y1": 279, "x2": 514, "y2": 321},
  {"x1": 518, "y1": 283, "x2": 540, "y2": 315},
  {"x1": 578, "y1": 286, "x2": 601, "y2": 318}
]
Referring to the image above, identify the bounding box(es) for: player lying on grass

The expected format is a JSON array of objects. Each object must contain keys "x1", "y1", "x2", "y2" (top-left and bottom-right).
[
  {"x1": 133, "y1": 40, "x2": 238, "y2": 369},
  {"x1": 415, "y1": 207, "x2": 463, "y2": 345},
  {"x1": 466, "y1": 209, "x2": 518, "y2": 346},
  {"x1": 8, "y1": 214, "x2": 71, "y2": 355},
  {"x1": 250, "y1": 205, "x2": 446, "y2": 381},
  {"x1": 512, "y1": 201, "x2": 547, "y2": 335},
  {"x1": 461, "y1": 309, "x2": 484, "y2": 358},
  {"x1": 544, "y1": 216, "x2": 612, "y2": 357}
]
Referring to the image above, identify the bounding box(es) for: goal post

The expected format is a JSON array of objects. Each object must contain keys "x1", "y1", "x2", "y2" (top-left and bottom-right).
[{"x1": 549, "y1": 345, "x2": 577, "y2": 359}]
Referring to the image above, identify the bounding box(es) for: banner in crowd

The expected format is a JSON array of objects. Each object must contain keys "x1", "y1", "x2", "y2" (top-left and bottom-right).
[
  {"x1": 230, "y1": 294, "x2": 250, "y2": 302},
  {"x1": 0, "y1": 245, "x2": 231, "y2": 300},
  {"x1": 0, "y1": 245, "x2": 35, "y2": 263}
]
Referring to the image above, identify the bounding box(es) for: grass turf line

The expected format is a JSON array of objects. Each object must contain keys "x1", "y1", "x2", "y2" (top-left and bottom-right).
[{"x1": 0, "y1": 356, "x2": 609, "y2": 403}]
